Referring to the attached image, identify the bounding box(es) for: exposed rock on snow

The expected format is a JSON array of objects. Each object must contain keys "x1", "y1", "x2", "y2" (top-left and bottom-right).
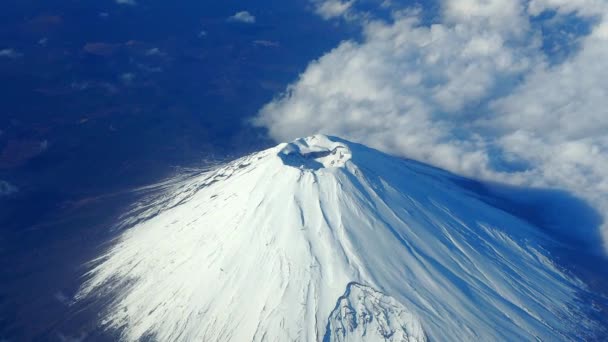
[
  {"x1": 325, "y1": 283, "x2": 426, "y2": 342},
  {"x1": 279, "y1": 135, "x2": 352, "y2": 169}
]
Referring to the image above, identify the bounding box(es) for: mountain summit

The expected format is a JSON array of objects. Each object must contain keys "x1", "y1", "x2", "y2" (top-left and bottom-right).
[{"x1": 79, "y1": 135, "x2": 598, "y2": 341}]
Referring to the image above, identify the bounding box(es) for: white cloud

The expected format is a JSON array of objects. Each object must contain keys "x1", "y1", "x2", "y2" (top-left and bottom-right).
[
  {"x1": 256, "y1": 0, "x2": 608, "y2": 253},
  {"x1": 0, "y1": 49, "x2": 22, "y2": 59},
  {"x1": 443, "y1": 0, "x2": 530, "y2": 36},
  {"x1": 314, "y1": 0, "x2": 355, "y2": 20},
  {"x1": 228, "y1": 11, "x2": 256, "y2": 24}
]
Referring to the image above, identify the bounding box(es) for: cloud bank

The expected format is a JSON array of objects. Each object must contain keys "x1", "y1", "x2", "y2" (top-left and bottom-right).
[{"x1": 255, "y1": 0, "x2": 608, "y2": 252}]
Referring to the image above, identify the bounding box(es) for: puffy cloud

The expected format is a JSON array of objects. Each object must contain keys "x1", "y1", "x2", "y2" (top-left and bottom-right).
[
  {"x1": 490, "y1": 7, "x2": 608, "y2": 248},
  {"x1": 314, "y1": 0, "x2": 355, "y2": 19},
  {"x1": 443, "y1": 0, "x2": 530, "y2": 37},
  {"x1": 228, "y1": 11, "x2": 256, "y2": 24},
  {"x1": 256, "y1": 7, "x2": 535, "y2": 175},
  {"x1": 255, "y1": 0, "x2": 608, "y2": 252}
]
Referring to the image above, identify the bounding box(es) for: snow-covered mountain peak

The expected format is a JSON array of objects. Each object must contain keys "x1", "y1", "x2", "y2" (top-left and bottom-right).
[
  {"x1": 278, "y1": 134, "x2": 352, "y2": 169},
  {"x1": 77, "y1": 136, "x2": 602, "y2": 341}
]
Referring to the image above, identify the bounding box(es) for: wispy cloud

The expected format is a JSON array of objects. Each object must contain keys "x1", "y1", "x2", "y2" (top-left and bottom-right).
[
  {"x1": 83, "y1": 42, "x2": 118, "y2": 56},
  {"x1": 145, "y1": 47, "x2": 164, "y2": 56},
  {"x1": 253, "y1": 40, "x2": 280, "y2": 47},
  {"x1": 116, "y1": 0, "x2": 136, "y2": 5},
  {"x1": 0, "y1": 49, "x2": 22, "y2": 59},
  {"x1": 0, "y1": 180, "x2": 18, "y2": 197},
  {"x1": 120, "y1": 72, "x2": 135, "y2": 84}
]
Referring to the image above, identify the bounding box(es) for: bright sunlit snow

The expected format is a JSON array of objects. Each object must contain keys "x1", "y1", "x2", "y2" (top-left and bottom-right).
[{"x1": 78, "y1": 135, "x2": 598, "y2": 341}]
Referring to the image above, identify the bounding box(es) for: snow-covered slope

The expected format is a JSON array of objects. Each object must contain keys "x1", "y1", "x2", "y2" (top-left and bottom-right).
[{"x1": 78, "y1": 135, "x2": 599, "y2": 341}]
